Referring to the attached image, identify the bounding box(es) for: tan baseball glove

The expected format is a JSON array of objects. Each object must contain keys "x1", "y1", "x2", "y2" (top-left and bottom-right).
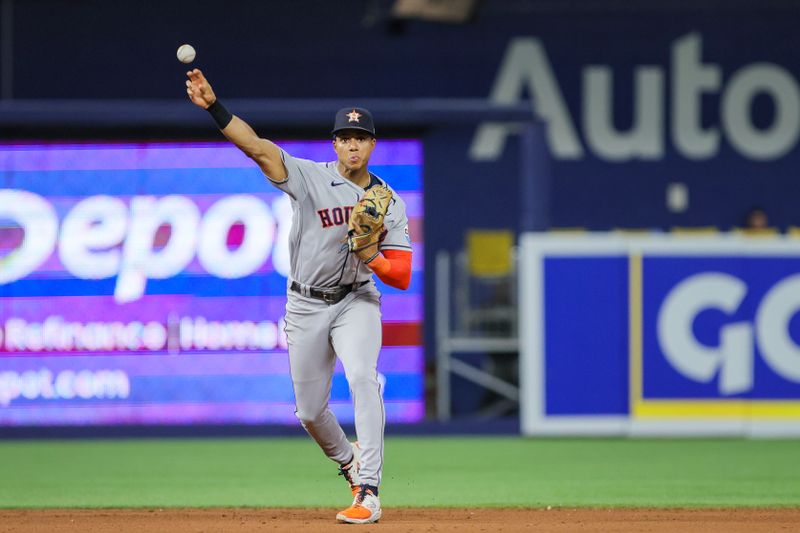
[{"x1": 347, "y1": 185, "x2": 393, "y2": 260}]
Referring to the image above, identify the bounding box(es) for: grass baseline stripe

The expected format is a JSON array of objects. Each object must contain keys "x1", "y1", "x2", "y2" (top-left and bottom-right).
[{"x1": 0, "y1": 437, "x2": 798, "y2": 509}]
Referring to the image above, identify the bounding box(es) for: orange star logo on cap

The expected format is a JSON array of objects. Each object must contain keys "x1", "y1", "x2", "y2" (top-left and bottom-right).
[{"x1": 347, "y1": 110, "x2": 362, "y2": 123}]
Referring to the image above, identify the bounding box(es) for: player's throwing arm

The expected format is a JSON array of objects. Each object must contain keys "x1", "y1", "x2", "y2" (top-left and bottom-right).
[{"x1": 185, "y1": 69, "x2": 286, "y2": 181}]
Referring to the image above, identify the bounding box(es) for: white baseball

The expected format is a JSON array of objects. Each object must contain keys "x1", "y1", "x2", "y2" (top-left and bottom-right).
[{"x1": 176, "y1": 44, "x2": 196, "y2": 64}]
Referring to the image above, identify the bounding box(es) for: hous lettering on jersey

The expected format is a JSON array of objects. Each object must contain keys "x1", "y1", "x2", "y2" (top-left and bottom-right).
[{"x1": 317, "y1": 206, "x2": 355, "y2": 228}]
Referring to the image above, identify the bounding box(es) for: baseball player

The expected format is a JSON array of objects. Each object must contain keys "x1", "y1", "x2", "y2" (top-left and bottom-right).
[{"x1": 185, "y1": 69, "x2": 412, "y2": 524}]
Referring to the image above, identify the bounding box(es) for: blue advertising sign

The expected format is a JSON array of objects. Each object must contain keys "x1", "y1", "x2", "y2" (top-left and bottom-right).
[
  {"x1": 636, "y1": 255, "x2": 800, "y2": 418},
  {"x1": 521, "y1": 234, "x2": 800, "y2": 436}
]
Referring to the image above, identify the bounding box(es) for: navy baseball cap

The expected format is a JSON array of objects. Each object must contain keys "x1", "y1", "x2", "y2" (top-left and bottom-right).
[{"x1": 331, "y1": 107, "x2": 376, "y2": 136}]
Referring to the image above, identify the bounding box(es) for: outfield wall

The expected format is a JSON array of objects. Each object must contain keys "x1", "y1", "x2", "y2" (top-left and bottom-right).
[{"x1": 519, "y1": 233, "x2": 800, "y2": 437}]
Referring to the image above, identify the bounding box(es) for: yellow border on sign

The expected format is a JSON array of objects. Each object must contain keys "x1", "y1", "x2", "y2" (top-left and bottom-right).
[
  {"x1": 628, "y1": 253, "x2": 800, "y2": 419},
  {"x1": 628, "y1": 253, "x2": 643, "y2": 415}
]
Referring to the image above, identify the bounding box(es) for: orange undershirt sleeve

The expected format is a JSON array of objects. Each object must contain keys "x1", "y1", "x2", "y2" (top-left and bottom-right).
[{"x1": 365, "y1": 249, "x2": 412, "y2": 290}]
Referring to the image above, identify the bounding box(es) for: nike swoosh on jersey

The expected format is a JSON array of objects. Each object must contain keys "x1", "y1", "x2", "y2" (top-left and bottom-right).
[{"x1": 331, "y1": 181, "x2": 346, "y2": 187}]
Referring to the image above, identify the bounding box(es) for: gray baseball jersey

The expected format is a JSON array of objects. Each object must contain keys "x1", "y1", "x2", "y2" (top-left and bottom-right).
[
  {"x1": 264, "y1": 147, "x2": 411, "y2": 489},
  {"x1": 271, "y1": 148, "x2": 410, "y2": 288}
]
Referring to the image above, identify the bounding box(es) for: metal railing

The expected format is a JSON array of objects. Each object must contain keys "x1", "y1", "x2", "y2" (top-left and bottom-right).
[{"x1": 435, "y1": 249, "x2": 520, "y2": 420}]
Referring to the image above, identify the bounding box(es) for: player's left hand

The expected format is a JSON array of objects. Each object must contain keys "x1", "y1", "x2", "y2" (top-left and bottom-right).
[{"x1": 352, "y1": 228, "x2": 387, "y2": 263}]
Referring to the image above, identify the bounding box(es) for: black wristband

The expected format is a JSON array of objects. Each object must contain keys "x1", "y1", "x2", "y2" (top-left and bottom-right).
[{"x1": 206, "y1": 100, "x2": 233, "y2": 129}]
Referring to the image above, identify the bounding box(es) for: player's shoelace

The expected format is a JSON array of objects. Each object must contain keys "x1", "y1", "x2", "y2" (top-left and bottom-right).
[
  {"x1": 355, "y1": 485, "x2": 376, "y2": 505},
  {"x1": 338, "y1": 463, "x2": 356, "y2": 486}
]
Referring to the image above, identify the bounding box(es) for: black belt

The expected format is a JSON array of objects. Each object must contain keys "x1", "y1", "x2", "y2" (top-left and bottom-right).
[{"x1": 290, "y1": 281, "x2": 369, "y2": 305}]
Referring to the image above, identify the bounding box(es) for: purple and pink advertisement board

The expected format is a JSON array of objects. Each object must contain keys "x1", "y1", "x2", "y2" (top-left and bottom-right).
[{"x1": 0, "y1": 140, "x2": 424, "y2": 426}]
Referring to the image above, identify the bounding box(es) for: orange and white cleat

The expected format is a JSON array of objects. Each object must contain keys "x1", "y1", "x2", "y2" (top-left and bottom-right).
[
  {"x1": 336, "y1": 484, "x2": 381, "y2": 524},
  {"x1": 337, "y1": 442, "x2": 361, "y2": 496}
]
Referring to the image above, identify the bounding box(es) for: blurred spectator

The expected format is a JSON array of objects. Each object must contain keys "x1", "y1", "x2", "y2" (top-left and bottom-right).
[{"x1": 744, "y1": 207, "x2": 769, "y2": 229}]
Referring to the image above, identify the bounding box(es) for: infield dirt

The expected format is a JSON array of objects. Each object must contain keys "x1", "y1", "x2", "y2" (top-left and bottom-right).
[{"x1": 2, "y1": 508, "x2": 799, "y2": 532}]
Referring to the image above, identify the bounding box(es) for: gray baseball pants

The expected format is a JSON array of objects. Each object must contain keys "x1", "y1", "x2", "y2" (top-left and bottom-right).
[{"x1": 283, "y1": 283, "x2": 385, "y2": 487}]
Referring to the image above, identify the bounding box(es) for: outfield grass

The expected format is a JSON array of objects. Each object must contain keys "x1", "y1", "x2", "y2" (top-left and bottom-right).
[{"x1": 0, "y1": 437, "x2": 798, "y2": 508}]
